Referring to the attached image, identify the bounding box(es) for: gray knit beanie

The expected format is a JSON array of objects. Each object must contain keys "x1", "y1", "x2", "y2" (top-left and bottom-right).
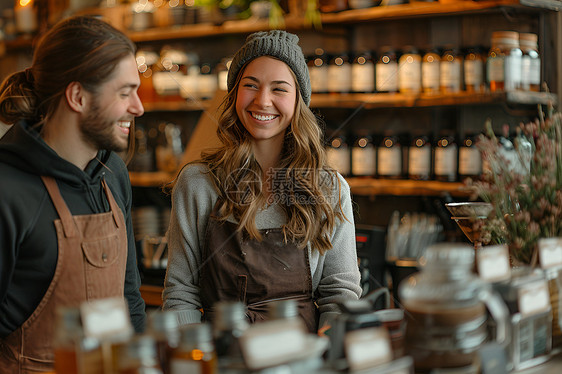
[{"x1": 227, "y1": 30, "x2": 311, "y2": 106}]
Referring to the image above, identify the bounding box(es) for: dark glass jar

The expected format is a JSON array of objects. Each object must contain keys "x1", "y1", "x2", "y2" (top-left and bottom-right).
[
  {"x1": 440, "y1": 47, "x2": 463, "y2": 94},
  {"x1": 464, "y1": 46, "x2": 485, "y2": 93},
  {"x1": 433, "y1": 131, "x2": 458, "y2": 182},
  {"x1": 171, "y1": 323, "x2": 217, "y2": 374},
  {"x1": 422, "y1": 47, "x2": 441, "y2": 95},
  {"x1": 351, "y1": 50, "x2": 375, "y2": 93},
  {"x1": 378, "y1": 132, "x2": 403, "y2": 179},
  {"x1": 408, "y1": 132, "x2": 432, "y2": 180},
  {"x1": 376, "y1": 47, "x2": 399, "y2": 93},
  {"x1": 458, "y1": 133, "x2": 482, "y2": 181},
  {"x1": 351, "y1": 131, "x2": 376, "y2": 177}
]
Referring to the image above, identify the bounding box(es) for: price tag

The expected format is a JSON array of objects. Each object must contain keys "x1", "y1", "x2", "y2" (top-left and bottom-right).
[
  {"x1": 518, "y1": 280, "x2": 550, "y2": 317},
  {"x1": 80, "y1": 298, "x2": 133, "y2": 341},
  {"x1": 240, "y1": 318, "x2": 307, "y2": 370},
  {"x1": 538, "y1": 238, "x2": 562, "y2": 269},
  {"x1": 477, "y1": 245, "x2": 511, "y2": 282},
  {"x1": 344, "y1": 327, "x2": 392, "y2": 371}
]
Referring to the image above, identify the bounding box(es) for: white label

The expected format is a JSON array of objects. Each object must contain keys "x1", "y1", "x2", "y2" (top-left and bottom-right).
[
  {"x1": 218, "y1": 70, "x2": 228, "y2": 91},
  {"x1": 378, "y1": 147, "x2": 402, "y2": 176},
  {"x1": 399, "y1": 57, "x2": 421, "y2": 92},
  {"x1": 408, "y1": 146, "x2": 431, "y2": 175},
  {"x1": 459, "y1": 147, "x2": 482, "y2": 175},
  {"x1": 153, "y1": 71, "x2": 184, "y2": 95},
  {"x1": 352, "y1": 62, "x2": 375, "y2": 92},
  {"x1": 376, "y1": 62, "x2": 398, "y2": 92},
  {"x1": 344, "y1": 327, "x2": 392, "y2": 371},
  {"x1": 505, "y1": 54, "x2": 522, "y2": 90},
  {"x1": 80, "y1": 298, "x2": 133, "y2": 340},
  {"x1": 309, "y1": 65, "x2": 329, "y2": 93},
  {"x1": 352, "y1": 146, "x2": 376, "y2": 176},
  {"x1": 327, "y1": 147, "x2": 350, "y2": 176},
  {"x1": 538, "y1": 237, "x2": 562, "y2": 269},
  {"x1": 440, "y1": 60, "x2": 462, "y2": 91},
  {"x1": 464, "y1": 59, "x2": 484, "y2": 86},
  {"x1": 530, "y1": 58, "x2": 541, "y2": 85},
  {"x1": 328, "y1": 63, "x2": 352, "y2": 93},
  {"x1": 518, "y1": 280, "x2": 550, "y2": 317},
  {"x1": 170, "y1": 359, "x2": 202, "y2": 374},
  {"x1": 422, "y1": 61, "x2": 440, "y2": 91},
  {"x1": 434, "y1": 145, "x2": 457, "y2": 177},
  {"x1": 487, "y1": 57, "x2": 504, "y2": 83},
  {"x1": 477, "y1": 244, "x2": 511, "y2": 282}
]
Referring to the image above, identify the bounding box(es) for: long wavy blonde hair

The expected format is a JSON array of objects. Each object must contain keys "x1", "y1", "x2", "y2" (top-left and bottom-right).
[{"x1": 198, "y1": 59, "x2": 344, "y2": 254}]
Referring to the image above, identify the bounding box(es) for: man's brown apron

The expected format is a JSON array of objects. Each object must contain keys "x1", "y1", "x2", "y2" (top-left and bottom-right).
[
  {"x1": 200, "y1": 200, "x2": 318, "y2": 333},
  {"x1": 0, "y1": 176, "x2": 127, "y2": 373}
]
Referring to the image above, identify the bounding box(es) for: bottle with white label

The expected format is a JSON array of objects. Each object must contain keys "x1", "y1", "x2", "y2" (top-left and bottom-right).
[
  {"x1": 464, "y1": 46, "x2": 485, "y2": 93},
  {"x1": 351, "y1": 132, "x2": 376, "y2": 177},
  {"x1": 408, "y1": 132, "x2": 432, "y2": 180},
  {"x1": 519, "y1": 33, "x2": 541, "y2": 92},
  {"x1": 327, "y1": 133, "x2": 351, "y2": 176},
  {"x1": 458, "y1": 133, "x2": 482, "y2": 181},
  {"x1": 153, "y1": 46, "x2": 191, "y2": 101},
  {"x1": 422, "y1": 47, "x2": 441, "y2": 95},
  {"x1": 487, "y1": 31, "x2": 522, "y2": 92},
  {"x1": 378, "y1": 132, "x2": 403, "y2": 179},
  {"x1": 308, "y1": 48, "x2": 329, "y2": 93},
  {"x1": 352, "y1": 50, "x2": 375, "y2": 93},
  {"x1": 440, "y1": 47, "x2": 463, "y2": 94},
  {"x1": 399, "y1": 46, "x2": 422, "y2": 94},
  {"x1": 328, "y1": 52, "x2": 353, "y2": 94},
  {"x1": 434, "y1": 131, "x2": 458, "y2": 182},
  {"x1": 170, "y1": 323, "x2": 217, "y2": 374},
  {"x1": 376, "y1": 47, "x2": 399, "y2": 93}
]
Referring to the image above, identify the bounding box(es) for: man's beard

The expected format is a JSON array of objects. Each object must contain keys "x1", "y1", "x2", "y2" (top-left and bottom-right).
[{"x1": 79, "y1": 97, "x2": 130, "y2": 153}]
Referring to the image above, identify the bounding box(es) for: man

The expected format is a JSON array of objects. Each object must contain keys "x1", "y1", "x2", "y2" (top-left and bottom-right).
[{"x1": 0, "y1": 15, "x2": 146, "y2": 372}]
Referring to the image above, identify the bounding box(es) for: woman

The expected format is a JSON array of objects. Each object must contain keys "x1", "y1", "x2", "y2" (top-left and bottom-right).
[{"x1": 163, "y1": 30, "x2": 361, "y2": 333}]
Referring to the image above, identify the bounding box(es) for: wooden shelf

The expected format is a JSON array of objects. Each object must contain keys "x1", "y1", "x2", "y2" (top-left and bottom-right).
[
  {"x1": 346, "y1": 178, "x2": 471, "y2": 197},
  {"x1": 129, "y1": 171, "x2": 174, "y2": 187},
  {"x1": 142, "y1": 100, "x2": 210, "y2": 112}
]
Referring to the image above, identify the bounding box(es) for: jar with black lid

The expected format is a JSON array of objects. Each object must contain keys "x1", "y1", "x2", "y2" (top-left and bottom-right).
[
  {"x1": 408, "y1": 131, "x2": 432, "y2": 180},
  {"x1": 464, "y1": 46, "x2": 485, "y2": 93},
  {"x1": 351, "y1": 50, "x2": 375, "y2": 93},
  {"x1": 398, "y1": 46, "x2": 422, "y2": 94},
  {"x1": 378, "y1": 131, "x2": 403, "y2": 179},
  {"x1": 308, "y1": 48, "x2": 329, "y2": 94},
  {"x1": 328, "y1": 52, "x2": 352, "y2": 94},
  {"x1": 351, "y1": 130, "x2": 376, "y2": 177},
  {"x1": 422, "y1": 47, "x2": 441, "y2": 95},
  {"x1": 433, "y1": 130, "x2": 458, "y2": 182},
  {"x1": 376, "y1": 47, "x2": 399, "y2": 93},
  {"x1": 458, "y1": 133, "x2": 482, "y2": 181},
  {"x1": 327, "y1": 132, "x2": 351, "y2": 176},
  {"x1": 440, "y1": 47, "x2": 463, "y2": 94}
]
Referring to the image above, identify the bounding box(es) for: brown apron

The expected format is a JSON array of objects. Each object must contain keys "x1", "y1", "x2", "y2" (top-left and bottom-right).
[
  {"x1": 200, "y1": 200, "x2": 318, "y2": 333},
  {"x1": 0, "y1": 176, "x2": 127, "y2": 373}
]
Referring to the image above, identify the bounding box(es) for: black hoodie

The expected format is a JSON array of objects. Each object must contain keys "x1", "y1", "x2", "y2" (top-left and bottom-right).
[{"x1": 0, "y1": 120, "x2": 146, "y2": 337}]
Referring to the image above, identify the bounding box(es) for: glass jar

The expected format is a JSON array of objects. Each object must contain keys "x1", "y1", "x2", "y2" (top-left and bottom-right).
[
  {"x1": 376, "y1": 47, "x2": 399, "y2": 93},
  {"x1": 487, "y1": 31, "x2": 523, "y2": 92},
  {"x1": 408, "y1": 132, "x2": 432, "y2": 180},
  {"x1": 328, "y1": 52, "x2": 353, "y2": 93},
  {"x1": 464, "y1": 46, "x2": 485, "y2": 93},
  {"x1": 136, "y1": 49, "x2": 160, "y2": 103},
  {"x1": 54, "y1": 307, "x2": 82, "y2": 374},
  {"x1": 399, "y1": 46, "x2": 422, "y2": 94},
  {"x1": 153, "y1": 46, "x2": 191, "y2": 102},
  {"x1": 212, "y1": 301, "x2": 248, "y2": 364},
  {"x1": 352, "y1": 50, "x2": 375, "y2": 93},
  {"x1": 399, "y1": 243, "x2": 509, "y2": 372},
  {"x1": 440, "y1": 47, "x2": 463, "y2": 94},
  {"x1": 308, "y1": 48, "x2": 329, "y2": 94},
  {"x1": 268, "y1": 299, "x2": 300, "y2": 321},
  {"x1": 458, "y1": 133, "x2": 482, "y2": 181},
  {"x1": 519, "y1": 33, "x2": 541, "y2": 92},
  {"x1": 434, "y1": 131, "x2": 458, "y2": 182},
  {"x1": 198, "y1": 62, "x2": 218, "y2": 100},
  {"x1": 351, "y1": 132, "x2": 376, "y2": 177},
  {"x1": 378, "y1": 132, "x2": 403, "y2": 179},
  {"x1": 147, "y1": 310, "x2": 181, "y2": 374},
  {"x1": 117, "y1": 335, "x2": 163, "y2": 374},
  {"x1": 422, "y1": 47, "x2": 441, "y2": 95},
  {"x1": 216, "y1": 57, "x2": 232, "y2": 92},
  {"x1": 327, "y1": 133, "x2": 351, "y2": 176},
  {"x1": 170, "y1": 323, "x2": 217, "y2": 374}
]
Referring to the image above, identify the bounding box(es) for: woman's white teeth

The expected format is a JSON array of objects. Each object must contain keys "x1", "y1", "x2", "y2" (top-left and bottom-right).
[
  {"x1": 251, "y1": 113, "x2": 275, "y2": 121},
  {"x1": 117, "y1": 121, "x2": 131, "y2": 128}
]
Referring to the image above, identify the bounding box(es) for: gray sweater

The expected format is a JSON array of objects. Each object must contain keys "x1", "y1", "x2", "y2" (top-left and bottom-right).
[{"x1": 163, "y1": 163, "x2": 362, "y2": 327}]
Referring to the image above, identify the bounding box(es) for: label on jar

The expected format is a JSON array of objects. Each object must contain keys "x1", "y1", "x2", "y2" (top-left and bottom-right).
[
  {"x1": 440, "y1": 60, "x2": 462, "y2": 91},
  {"x1": 477, "y1": 244, "x2": 511, "y2": 282},
  {"x1": 378, "y1": 146, "x2": 402, "y2": 176},
  {"x1": 408, "y1": 146, "x2": 431, "y2": 176},
  {"x1": 327, "y1": 146, "x2": 351, "y2": 176},
  {"x1": 345, "y1": 327, "x2": 393, "y2": 371},
  {"x1": 538, "y1": 237, "x2": 562, "y2": 269},
  {"x1": 153, "y1": 71, "x2": 183, "y2": 95},
  {"x1": 459, "y1": 146, "x2": 482, "y2": 176},
  {"x1": 487, "y1": 56, "x2": 504, "y2": 83},
  {"x1": 522, "y1": 56, "x2": 541, "y2": 87},
  {"x1": 310, "y1": 65, "x2": 329, "y2": 93},
  {"x1": 352, "y1": 62, "x2": 375, "y2": 92},
  {"x1": 518, "y1": 280, "x2": 550, "y2": 317},
  {"x1": 328, "y1": 63, "x2": 352, "y2": 93},
  {"x1": 505, "y1": 54, "x2": 522, "y2": 90},
  {"x1": 464, "y1": 59, "x2": 484, "y2": 87},
  {"x1": 399, "y1": 57, "x2": 421, "y2": 93},
  {"x1": 422, "y1": 61, "x2": 440, "y2": 92},
  {"x1": 376, "y1": 62, "x2": 398, "y2": 92},
  {"x1": 434, "y1": 144, "x2": 457, "y2": 177},
  {"x1": 352, "y1": 145, "x2": 376, "y2": 176},
  {"x1": 170, "y1": 359, "x2": 202, "y2": 374}
]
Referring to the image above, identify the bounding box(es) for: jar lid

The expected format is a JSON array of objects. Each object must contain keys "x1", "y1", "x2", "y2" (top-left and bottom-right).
[
  {"x1": 519, "y1": 33, "x2": 538, "y2": 49},
  {"x1": 491, "y1": 31, "x2": 520, "y2": 48},
  {"x1": 419, "y1": 243, "x2": 474, "y2": 269}
]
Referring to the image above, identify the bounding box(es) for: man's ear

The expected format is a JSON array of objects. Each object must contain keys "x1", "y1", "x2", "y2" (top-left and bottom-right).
[{"x1": 65, "y1": 81, "x2": 87, "y2": 113}]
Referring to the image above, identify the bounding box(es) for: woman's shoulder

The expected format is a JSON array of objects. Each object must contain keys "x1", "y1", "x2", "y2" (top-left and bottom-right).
[
  {"x1": 174, "y1": 163, "x2": 215, "y2": 193},
  {"x1": 319, "y1": 169, "x2": 350, "y2": 197}
]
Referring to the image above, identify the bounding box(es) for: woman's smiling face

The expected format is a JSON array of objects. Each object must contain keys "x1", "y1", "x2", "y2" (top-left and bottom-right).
[{"x1": 235, "y1": 56, "x2": 297, "y2": 147}]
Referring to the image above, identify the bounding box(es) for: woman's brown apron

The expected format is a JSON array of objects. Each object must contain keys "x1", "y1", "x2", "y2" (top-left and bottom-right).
[
  {"x1": 200, "y1": 201, "x2": 318, "y2": 333},
  {"x1": 0, "y1": 176, "x2": 127, "y2": 373}
]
